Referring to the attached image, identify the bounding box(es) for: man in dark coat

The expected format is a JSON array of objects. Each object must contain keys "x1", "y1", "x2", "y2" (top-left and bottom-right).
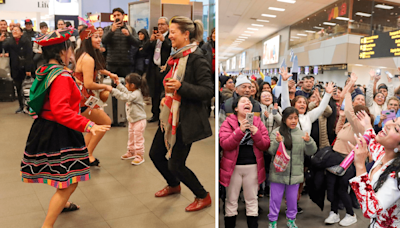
[
  {"x1": 102, "y1": 7, "x2": 140, "y2": 125},
  {"x1": 142, "y1": 16, "x2": 172, "y2": 123}
]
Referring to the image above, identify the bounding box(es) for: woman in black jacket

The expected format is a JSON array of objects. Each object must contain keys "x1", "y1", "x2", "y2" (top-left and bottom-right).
[
  {"x1": 0, "y1": 26, "x2": 33, "y2": 113},
  {"x1": 201, "y1": 27, "x2": 215, "y2": 81},
  {"x1": 149, "y1": 16, "x2": 213, "y2": 212},
  {"x1": 134, "y1": 29, "x2": 150, "y2": 76}
]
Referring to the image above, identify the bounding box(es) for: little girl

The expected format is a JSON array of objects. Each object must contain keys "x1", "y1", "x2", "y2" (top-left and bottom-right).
[
  {"x1": 110, "y1": 73, "x2": 149, "y2": 165},
  {"x1": 267, "y1": 107, "x2": 317, "y2": 228}
]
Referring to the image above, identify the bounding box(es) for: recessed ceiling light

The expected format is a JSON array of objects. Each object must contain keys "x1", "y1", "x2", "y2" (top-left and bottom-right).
[
  {"x1": 305, "y1": 30, "x2": 316, "y2": 33},
  {"x1": 356, "y1": 12, "x2": 372, "y2": 17},
  {"x1": 244, "y1": 31, "x2": 255, "y2": 33},
  {"x1": 291, "y1": 36, "x2": 300, "y2": 39},
  {"x1": 251, "y1": 24, "x2": 264, "y2": 27},
  {"x1": 268, "y1": 7, "x2": 285, "y2": 11},
  {"x1": 241, "y1": 34, "x2": 252, "y2": 36},
  {"x1": 238, "y1": 36, "x2": 249, "y2": 39},
  {"x1": 290, "y1": 39, "x2": 294, "y2": 41},
  {"x1": 355, "y1": 64, "x2": 363, "y2": 66},
  {"x1": 380, "y1": 67, "x2": 387, "y2": 68},
  {"x1": 297, "y1": 33, "x2": 307, "y2": 36},
  {"x1": 335, "y1": 17, "x2": 350, "y2": 21},
  {"x1": 256, "y1": 19, "x2": 269, "y2": 23},
  {"x1": 247, "y1": 28, "x2": 259, "y2": 30},
  {"x1": 236, "y1": 39, "x2": 245, "y2": 41},
  {"x1": 277, "y1": 0, "x2": 296, "y2": 3},
  {"x1": 313, "y1": 26, "x2": 324, "y2": 29},
  {"x1": 323, "y1": 22, "x2": 336, "y2": 26},
  {"x1": 261, "y1": 14, "x2": 277, "y2": 18},
  {"x1": 375, "y1": 4, "x2": 394, "y2": 10}
]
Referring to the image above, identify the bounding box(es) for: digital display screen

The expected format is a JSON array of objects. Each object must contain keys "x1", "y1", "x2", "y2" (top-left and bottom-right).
[
  {"x1": 314, "y1": 66, "x2": 318, "y2": 75},
  {"x1": 274, "y1": 68, "x2": 277, "y2": 75},
  {"x1": 239, "y1": 52, "x2": 246, "y2": 68},
  {"x1": 263, "y1": 35, "x2": 280, "y2": 65},
  {"x1": 359, "y1": 29, "x2": 400, "y2": 59},
  {"x1": 305, "y1": 66, "x2": 309, "y2": 75}
]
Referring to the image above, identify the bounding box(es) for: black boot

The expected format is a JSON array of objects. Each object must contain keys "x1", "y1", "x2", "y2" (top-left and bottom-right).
[
  {"x1": 246, "y1": 216, "x2": 258, "y2": 228},
  {"x1": 224, "y1": 216, "x2": 237, "y2": 228}
]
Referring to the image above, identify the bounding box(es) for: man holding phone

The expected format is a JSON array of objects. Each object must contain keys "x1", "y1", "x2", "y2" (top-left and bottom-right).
[
  {"x1": 142, "y1": 17, "x2": 171, "y2": 123},
  {"x1": 102, "y1": 7, "x2": 141, "y2": 126}
]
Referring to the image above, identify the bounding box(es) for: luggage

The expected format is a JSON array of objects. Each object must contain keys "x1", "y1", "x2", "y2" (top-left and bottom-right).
[
  {"x1": 22, "y1": 76, "x2": 34, "y2": 109},
  {"x1": 0, "y1": 77, "x2": 16, "y2": 101},
  {"x1": 103, "y1": 77, "x2": 127, "y2": 126}
]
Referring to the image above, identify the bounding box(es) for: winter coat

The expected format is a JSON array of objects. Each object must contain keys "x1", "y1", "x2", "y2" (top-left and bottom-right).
[
  {"x1": 221, "y1": 87, "x2": 233, "y2": 102},
  {"x1": 309, "y1": 102, "x2": 332, "y2": 149},
  {"x1": 175, "y1": 48, "x2": 214, "y2": 144},
  {"x1": 260, "y1": 103, "x2": 282, "y2": 137},
  {"x1": 219, "y1": 114, "x2": 270, "y2": 187},
  {"x1": 268, "y1": 127, "x2": 317, "y2": 185},
  {"x1": 102, "y1": 24, "x2": 140, "y2": 66},
  {"x1": 0, "y1": 36, "x2": 33, "y2": 80},
  {"x1": 133, "y1": 29, "x2": 150, "y2": 74}
]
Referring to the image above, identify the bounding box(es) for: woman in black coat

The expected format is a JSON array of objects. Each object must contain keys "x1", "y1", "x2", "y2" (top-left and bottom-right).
[
  {"x1": 0, "y1": 26, "x2": 33, "y2": 113},
  {"x1": 149, "y1": 17, "x2": 213, "y2": 212},
  {"x1": 134, "y1": 29, "x2": 150, "y2": 76}
]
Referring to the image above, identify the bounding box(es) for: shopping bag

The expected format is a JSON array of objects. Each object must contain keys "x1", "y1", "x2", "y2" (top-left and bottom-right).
[{"x1": 273, "y1": 142, "x2": 290, "y2": 172}]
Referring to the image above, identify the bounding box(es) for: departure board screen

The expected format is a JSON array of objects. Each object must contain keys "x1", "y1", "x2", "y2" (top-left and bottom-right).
[{"x1": 359, "y1": 30, "x2": 400, "y2": 59}]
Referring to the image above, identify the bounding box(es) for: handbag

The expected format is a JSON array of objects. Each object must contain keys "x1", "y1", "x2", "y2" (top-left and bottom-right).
[
  {"x1": 273, "y1": 142, "x2": 290, "y2": 172},
  {"x1": 311, "y1": 146, "x2": 335, "y2": 168}
]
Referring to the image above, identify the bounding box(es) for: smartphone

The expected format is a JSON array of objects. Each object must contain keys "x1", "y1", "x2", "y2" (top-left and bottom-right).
[
  {"x1": 153, "y1": 27, "x2": 158, "y2": 34},
  {"x1": 246, "y1": 113, "x2": 254, "y2": 126},
  {"x1": 382, "y1": 109, "x2": 396, "y2": 125},
  {"x1": 115, "y1": 18, "x2": 121, "y2": 23},
  {"x1": 386, "y1": 71, "x2": 394, "y2": 79},
  {"x1": 376, "y1": 68, "x2": 381, "y2": 76}
]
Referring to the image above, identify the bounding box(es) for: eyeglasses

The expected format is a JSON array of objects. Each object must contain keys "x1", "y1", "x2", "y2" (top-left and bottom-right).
[{"x1": 158, "y1": 23, "x2": 167, "y2": 26}]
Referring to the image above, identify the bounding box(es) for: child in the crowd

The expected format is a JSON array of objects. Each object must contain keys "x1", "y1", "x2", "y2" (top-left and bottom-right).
[
  {"x1": 110, "y1": 73, "x2": 149, "y2": 165},
  {"x1": 268, "y1": 107, "x2": 317, "y2": 228}
]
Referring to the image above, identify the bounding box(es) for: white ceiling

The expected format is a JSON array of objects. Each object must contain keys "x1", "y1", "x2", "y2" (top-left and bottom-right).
[{"x1": 218, "y1": 0, "x2": 342, "y2": 60}]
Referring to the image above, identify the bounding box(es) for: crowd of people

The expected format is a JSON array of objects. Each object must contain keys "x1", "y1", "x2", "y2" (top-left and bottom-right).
[
  {"x1": 0, "y1": 8, "x2": 215, "y2": 228},
  {"x1": 219, "y1": 68, "x2": 400, "y2": 228}
]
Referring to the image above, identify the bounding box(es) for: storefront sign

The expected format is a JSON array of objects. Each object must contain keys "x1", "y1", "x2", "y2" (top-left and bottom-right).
[
  {"x1": 100, "y1": 13, "x2": 128, "y2": 23},
  {"x1": 328, "y1": 2, "x2": 347, "y2": 21}
]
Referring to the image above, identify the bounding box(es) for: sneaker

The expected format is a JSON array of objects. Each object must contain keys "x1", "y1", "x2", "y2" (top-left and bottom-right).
[
  {"x1": 287, "y1": 219, "x2": 298, "y2": 228},
  {"x1": 121, "y1": 152, "x2": 136, "y2": 160},
  {"x1": 325, "y1": 211, "x2": 340, "y2": 224},
  {"x1": 15, "y1": 107, "x2": 23, "y2": 114},
  {"x1": 269, "y1": 221, "x2": 277, "y2": 228},
  {"x1": 131, "y1": 155, "x2": 145, "y2": 165},
  {"x1": 339, "y1": 214, "x2": 357, "y2": 226},
  {"x1": 297, "y1": 204, "x2": 303, "y2": 214}
]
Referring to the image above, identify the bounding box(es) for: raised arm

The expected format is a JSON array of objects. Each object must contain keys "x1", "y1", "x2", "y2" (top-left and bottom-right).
[
  {"x1": 307, "y1": 82, "x2": 333, "y2": 123},
  {"x1": 279, "y1": 67, "x2": 292, "y2": 111},
  {"x1": 219, "y1": 119, "x2": 245, "y2": 151},
  {"x1": 366, "y1": 70, "x2": 377, "y2": 107},
  {"x1": 110, "y1": 84, "x2": 140, "y2": 103}
]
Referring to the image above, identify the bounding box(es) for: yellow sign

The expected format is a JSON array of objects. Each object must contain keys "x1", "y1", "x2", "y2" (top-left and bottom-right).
[{"x1": 110, "y1": 15, "x2": 128, "y2": 22}]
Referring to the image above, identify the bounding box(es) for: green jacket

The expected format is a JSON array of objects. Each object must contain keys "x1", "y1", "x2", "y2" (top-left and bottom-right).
[{"x1": 268, "y1": 127, "x2": 317, "y2": 185}]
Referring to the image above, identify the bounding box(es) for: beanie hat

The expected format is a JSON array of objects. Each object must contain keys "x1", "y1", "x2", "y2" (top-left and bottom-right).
[
  {"x1": 235, "y1": 75, "x2": 251, "y2": 88},
  {"x1": 352, "y1": 88, "x2": 365, "y2": 102},
  {"x1": 219, "y1": 75, "x2": 230, "y2": 87},
  {"x1": 378, "y1": 83, "x2": 388, "y2": 91}
]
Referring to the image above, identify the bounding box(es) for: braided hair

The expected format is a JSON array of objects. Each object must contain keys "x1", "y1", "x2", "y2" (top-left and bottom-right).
[{"x1": 373, "y1": 156, "x2": 400, "y2": 192}]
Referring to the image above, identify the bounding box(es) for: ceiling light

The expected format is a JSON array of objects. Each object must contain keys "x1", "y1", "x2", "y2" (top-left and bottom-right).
[
  {"x1": 241, "y1": 34, "x2": 251, "y2": 36},
  {"x1": 305, "y1": 30, "x2": 316, "y2": 33},
  {"x1": 375, "y1": 4, "x2": 394, "y2": 10},
  {"x1": 356, "y1": 12, "x2": 372, "y2": 17},
  {"x1": 277, "y1": 0, "x2": 296, "y2": 3},
  {"x1": 313, "y1": 26, "x2": 324, "y2": 29},
  {"x1": 251, "y1": 24, "x2": 264, "y2": 27},
  {"x1": 290, "y1": 39, "x2": 294, "y2": 41},
  {"x1": 335, "y1": 16, "x2": 350, "y2": 21},
  {"x1": 261, "y1": 14, "x2": 277, "y2": 18},
  {"x1": 380, "y1": 67, "x2": 387, "y2": 68},
  {"x1": 323, "y1": 22, "x2": 336, "y2": 26},
  {"x1": 247, "y1": 28, "x2": 259, "y2": 30},
  {"x1": 297, "y1": 33, "x2": 307, "y2": 36},
  {"x1": 238, "y1": 36, "x2": 249, "y2": 39},
  {"x1": 244, "y1": 31, "x2": 254, "y2": 33},
  {"x1": 291, "y1": 36, "x2": 300, "y2": 39},
  {"x1": 256, "y1": 19, "x2": 269, "y2": 22},
  {"x1": 355, "y1": 64, "x2": 363, "y2": 66},
  {"x1": 268, "y1": 7, "x2": 285, "y2": 11},
  {"x1": 236, "y1": 39, "x2": 245, "y2": 41}
]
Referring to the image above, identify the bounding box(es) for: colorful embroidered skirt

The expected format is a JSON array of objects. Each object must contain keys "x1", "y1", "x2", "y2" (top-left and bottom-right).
[{"x1": 20, "y1": 118, "x2": 90, "y2": 189}]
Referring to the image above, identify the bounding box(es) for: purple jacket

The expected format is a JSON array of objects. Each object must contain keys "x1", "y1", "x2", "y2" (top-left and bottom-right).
[{"x1": 219, "y1": 114, "x2": 270, "y2": 187}]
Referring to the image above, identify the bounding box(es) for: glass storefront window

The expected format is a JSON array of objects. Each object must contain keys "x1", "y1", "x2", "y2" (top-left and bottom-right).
[{"x1": 289, "y1": 0, "x2": 349, "y2": 48}]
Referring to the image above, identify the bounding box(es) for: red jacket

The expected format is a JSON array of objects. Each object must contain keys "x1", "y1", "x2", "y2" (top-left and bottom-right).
[
  {"x1": 40, "y1": 72, "x2": 92, "y2": 132},
  {"x1": 219, "y1": 114, "x2": 270, "y2": 187}
]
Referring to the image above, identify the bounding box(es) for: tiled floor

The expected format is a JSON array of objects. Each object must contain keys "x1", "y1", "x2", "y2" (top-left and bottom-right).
[
  {"x1": 218, "y1": 189, "x2": 371, "y2": 227},
  {"x1": 0, "y1": 101, "x2": 216, "y2": 228}
]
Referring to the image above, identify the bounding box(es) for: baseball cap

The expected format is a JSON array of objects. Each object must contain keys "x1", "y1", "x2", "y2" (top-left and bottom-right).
[{"x1": 25, "y1": 19, "x2": 33, "y2": 24}]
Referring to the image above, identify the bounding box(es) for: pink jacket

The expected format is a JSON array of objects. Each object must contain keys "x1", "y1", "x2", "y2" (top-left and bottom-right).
[{"x1": 219, "y1": 114, "x2": 270, "y2": 187}]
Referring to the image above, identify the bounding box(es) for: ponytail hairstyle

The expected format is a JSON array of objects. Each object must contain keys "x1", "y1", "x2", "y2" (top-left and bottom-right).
[
  {"x1": 279, "y1": 107, "x2": 299, "y2": 151},
  {"x1": 125, "y1": 73, "x2": 149, "y2": 97},
  {"x1": 170, "y1": 16, "x2": 204, "y2": 43}
]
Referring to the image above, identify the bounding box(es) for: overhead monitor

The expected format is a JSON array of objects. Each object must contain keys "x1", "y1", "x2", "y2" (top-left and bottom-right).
[
  {"x1": 226, "y1": 59, "x2": 230, "y2": 70},
  {"x1": 239, "y1": 52, "x2": 246, "y2": 68},
  {"x1": 305, "y1": 66, "x2": 310, "y2": 75},
  {"x1": 232, "y1": 56, "x2": 236, "y2": 70},
  {"x1": 263, "y1": 35, "x2": 280, "y2": 65},
  {"x1": 314, "y1": 66, "x2": 319, "y2": 75}
]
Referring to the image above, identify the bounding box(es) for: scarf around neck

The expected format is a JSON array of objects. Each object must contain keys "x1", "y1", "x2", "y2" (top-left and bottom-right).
[{"x1": 160, "y1": 43, "x2": 198, "y2": 159}]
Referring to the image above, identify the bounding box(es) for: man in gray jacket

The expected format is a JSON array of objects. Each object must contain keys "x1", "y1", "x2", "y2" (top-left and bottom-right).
[{"x1": 102, "y1": 7, "x2": 141, "y2": 126}]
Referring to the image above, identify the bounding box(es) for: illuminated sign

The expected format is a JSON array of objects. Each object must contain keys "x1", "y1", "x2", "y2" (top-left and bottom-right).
[
  {"x1": 110, "y1": 14, "x2": 128, "y2": 22},
  {"x1": 328, "y1": 2, "x2": 347, "y2": 21},
  {"x1": 359, "y1": 29, "x2": 400, "y2": 59},
  {"x1": 0, "y1": 0, "x2": 5, "y2": 3},
  {"x1": 89, "y1": 15, "x2": 99, "y2": 22}
]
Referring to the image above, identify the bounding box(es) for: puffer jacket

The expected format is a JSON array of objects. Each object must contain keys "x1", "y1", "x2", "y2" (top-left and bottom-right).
[
  {"x1": 268, "y1": 127, "x2": 317, "y2": 185},
  {"x1": 219, "y1": 114, "x2": 270, "y2": 187},
  {"x1": 102, "y1": 24, "x2": 140, "y2": 66}
]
